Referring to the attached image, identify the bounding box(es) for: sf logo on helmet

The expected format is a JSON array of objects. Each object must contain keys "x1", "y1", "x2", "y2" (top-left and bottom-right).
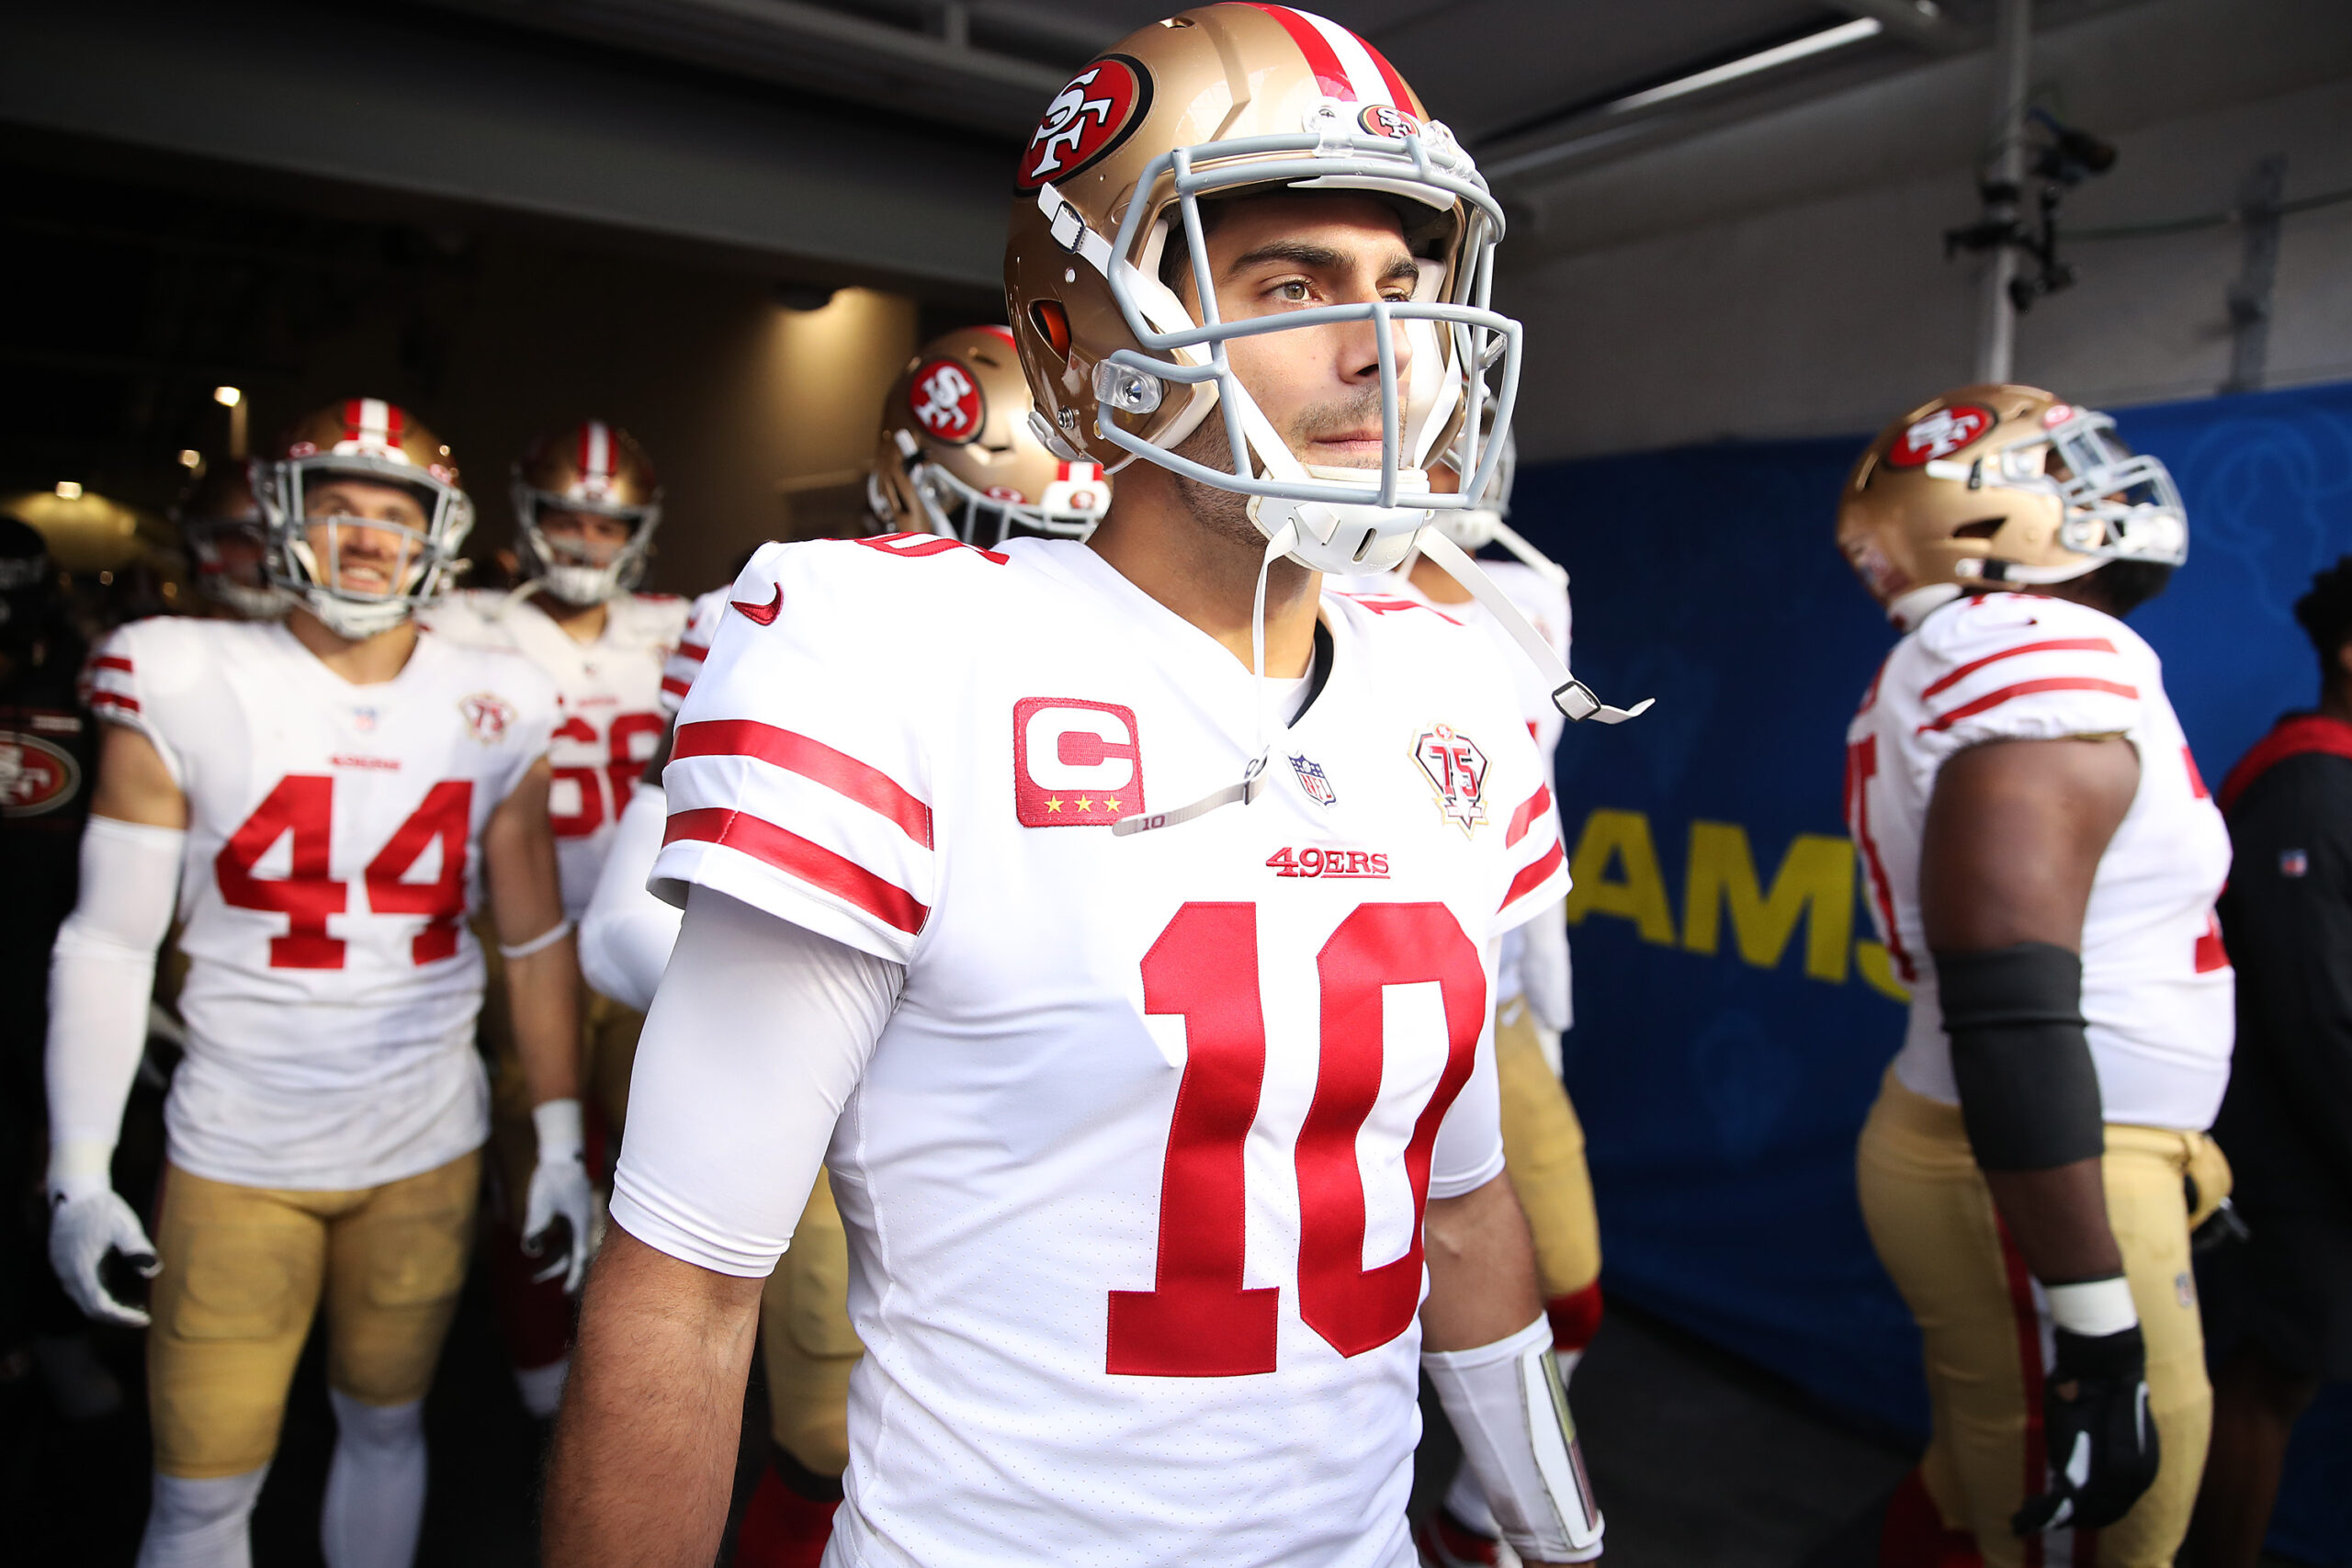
[
  {"x1": 1018, "y1": 58, "x2": 1145, "y2": 189},
  {"x1": 911, "y1": 361, "x2": 983, "y2": 444},
  {"x1": 1890, "y1": 405, "x2": 1994, "y2": 468}
]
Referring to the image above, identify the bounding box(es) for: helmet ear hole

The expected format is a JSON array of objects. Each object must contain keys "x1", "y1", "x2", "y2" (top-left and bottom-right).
[
  {"x1": 1030, "y1": 301, "x2": 1071, "y2": 359},
  {"x1": 1952, "y1": 518, "x2": 2007, "y2": 539}
]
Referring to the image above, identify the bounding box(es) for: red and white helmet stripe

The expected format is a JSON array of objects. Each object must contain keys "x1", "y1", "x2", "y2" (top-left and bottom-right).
[
  {"x1": 577, "y1": 419, "x2": 615, "y2": 486},
  {"x1": 337, "y1": 397, "x2": 407, "y2": 457},
  {"x1": 1241, "y1": 4, "x2": 1414, "y2": 111}
]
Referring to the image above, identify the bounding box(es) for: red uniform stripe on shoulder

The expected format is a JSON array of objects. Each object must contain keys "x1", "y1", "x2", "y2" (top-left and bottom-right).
[
  {"x1": 1507, "y1": 783, "x2": 1552, "y2": 848},
  {"x1": 677, "y1": 639, "x2": 710, "y2": 663},
  {"x1": 673, "y1": 719, "x2": 932, "y2": 849},
  {"x1": 660, "y1": 675, "x2": 693, "y2": 699},
  {"x1": 1917, "y1": 678, "x2": 2138, "y2": 736},
  {"x1": 92, "y1": 655, "x2": 133, "y2": 673},
  {"x1": 664, "y1": 807, "x2": 926, "y2": 937},
  {"x1": 1498, "y1": 839, "x2": 1566, "y2": 912},
  {"x1": 1920, "y1": 637, "x2": 2119, "y2": 700},
  {"x1": 91, "y1": 690, "x2": 140, "y2": 714},
  {"x1": 1242, "y1": 4, "x2": 1354, "y2": 98}
]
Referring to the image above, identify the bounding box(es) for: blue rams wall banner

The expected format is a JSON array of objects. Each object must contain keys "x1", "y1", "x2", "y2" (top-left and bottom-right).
[{"x1": 1512, "y1": 378, "x2": 2352, "y2": 1555}]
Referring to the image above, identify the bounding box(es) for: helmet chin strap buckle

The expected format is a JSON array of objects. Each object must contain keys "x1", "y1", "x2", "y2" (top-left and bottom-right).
[{"x1": 1412, "y1": 527, "x2": 1654, "y2": 726}]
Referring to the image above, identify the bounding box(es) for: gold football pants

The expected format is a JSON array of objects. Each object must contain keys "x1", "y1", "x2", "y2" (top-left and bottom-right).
[
  {"x1": 1495, "y1": 1006, "x2": 1603, "y2": 1302},
  {"x1": 1858, "y1": 1071, "x2": 2231, "y2": 1567},
  {"x1": 147, "y1": 1152, "x2": 480, "y2": 1478},
  {"x1": 761, "y1": 1173, "x2": 863, "y2": 1477}
]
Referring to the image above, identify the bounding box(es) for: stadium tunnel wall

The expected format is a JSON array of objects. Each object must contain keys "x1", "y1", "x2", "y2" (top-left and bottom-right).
[
  {"x1": 1515, "y1": 376, "x2": 2352, "y2": 1562},
  {"x1": 1499, "y1": 0, "x2": 2352, "y2": 461}
]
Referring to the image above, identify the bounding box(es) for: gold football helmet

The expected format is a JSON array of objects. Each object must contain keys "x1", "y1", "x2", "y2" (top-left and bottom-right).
[
  {"x1": 175, "y1": 459, "x2": 287, "y2": 619},
  {"x1": 1001, "y1": 3, "x2": 1518, "y2": 577},
  {"x1": 254, "y1": 398, "x2": 473, "y2": 638},
  {"x1": 511, "y1": 419, "x2": 663, "y2": 604},
  {"x1": 1838, "y1": 383, "x2": 2188, "y2": 626},
  {"x1": 868, "y1": 326, "x2": 1110, "y2": 547}
]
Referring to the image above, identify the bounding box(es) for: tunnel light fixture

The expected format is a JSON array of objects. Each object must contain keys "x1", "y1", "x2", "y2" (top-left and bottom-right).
[
  {"x1": 213, "y1": 385, "x2": 243, "y2": 407},
  {"x1": 1607, "y1": 17, "x2": 1883, "y2": 114},
  {"x1": 179, "y1": 448, "x2": 203, "y2": 468},
  {"x1": 55, "y1": 480, "x2": 83, "y2": 499}
]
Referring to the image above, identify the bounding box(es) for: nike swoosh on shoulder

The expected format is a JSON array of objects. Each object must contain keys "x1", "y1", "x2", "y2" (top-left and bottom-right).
[{"x1": 731, "y1": 584, "x2": 782, "y2": 626}]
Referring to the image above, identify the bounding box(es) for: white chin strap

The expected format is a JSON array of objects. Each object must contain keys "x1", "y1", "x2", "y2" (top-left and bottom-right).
[
  {"x1": 302, "y1": 589, "x2": 413, "y2": 640},
  {"x1": 1414, "y1": 530, "x2": 1652, "y2": 724}
]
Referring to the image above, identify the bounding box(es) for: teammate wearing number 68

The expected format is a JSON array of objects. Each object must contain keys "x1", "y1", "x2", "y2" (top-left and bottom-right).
[
  {"x1": 43, "y1": 400, "x2": 583, "y2": 1568},
  {"x1": 549, "y1": 8, "x2": 1610, "y2": 1568}
]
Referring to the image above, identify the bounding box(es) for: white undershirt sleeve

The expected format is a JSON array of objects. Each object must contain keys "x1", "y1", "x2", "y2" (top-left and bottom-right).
[
  {"x1": 609, "y1": 886, "x2": 900, "y2": 1278},
  {"x1": 46, "y1": 817, "x2": 185, "y2": 1186},
  {"x1": 578, "y1": 782, "x2": 682, "y2": 1013}
]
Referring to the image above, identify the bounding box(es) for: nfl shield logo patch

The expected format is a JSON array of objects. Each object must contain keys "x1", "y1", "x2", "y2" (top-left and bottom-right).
[{"x1": 1290, "y1": 754, "x2": 1338, "y2": 807}]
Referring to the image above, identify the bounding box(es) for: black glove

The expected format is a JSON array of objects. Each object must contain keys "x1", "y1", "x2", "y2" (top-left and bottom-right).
[{"x1": 2011, "y1": 1324, "x2": 2160, "y2": 1536}]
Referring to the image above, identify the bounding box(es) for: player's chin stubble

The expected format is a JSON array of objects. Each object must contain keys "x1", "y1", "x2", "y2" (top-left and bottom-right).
[{"x1": 1165, "y1": 387, "x2": 1391, "y2": 557}]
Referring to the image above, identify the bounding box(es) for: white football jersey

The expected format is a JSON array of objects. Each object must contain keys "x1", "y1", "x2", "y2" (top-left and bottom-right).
[
  {"x1": 88, "y1": 616, "x2": 557, "y2": 1189},
  {"x1": 1335, "y1": 560, "x2": 1572, "y2": 1004},
  {"x1": 657, "y1": 585, "x2": 730, "y2": 716},
  {"x1": 1844, "y1": 591, "x2": 2233, "y2": 1131},
  {"x1": 629, "y1": 535, "x2": 1566, "y2": 1568},
  {"x1": 422, "y1": 588, "x2": 685, "y2": 919}
]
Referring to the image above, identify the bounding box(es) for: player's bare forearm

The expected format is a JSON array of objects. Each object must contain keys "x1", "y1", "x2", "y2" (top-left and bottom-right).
[
  {"x1": 1922, "y1": 735, "x2": 2138, "y2": 1285},
  {"x1": 544, "y1": 1227, "x2": 765, "y2": 1567},
  {"x1": 485, "y1": 756, "x2": 582, "y2": 1104},
  {"x1": 1420, "y1": 1172, "x2": 1544, "y2": 1352},
  {"x1": 1985, "y1": 1162, "x2": 2123, "y2": 1283}
]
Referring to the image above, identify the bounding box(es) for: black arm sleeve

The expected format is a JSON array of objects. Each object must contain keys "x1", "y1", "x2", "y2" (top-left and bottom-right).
[
  {"x1": 1937, "y1": 942, "x2": 2106, "y2": 1172},
  {"x1": 2220, "y1": 755, "x2": 2352, "y2": 1208}
]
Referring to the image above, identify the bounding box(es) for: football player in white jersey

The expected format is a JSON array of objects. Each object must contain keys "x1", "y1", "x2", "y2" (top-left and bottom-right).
[
  {"x1": 1339, "y1": 438, "x2": 1604, "y2": 1568},
  {"x1": 175, "y1": 459, "x2": 288, "y2": 621},
  {"x1": 1840, "y1": 385, "x2": 2233, "y2": 1568},
  {"x1": 550, "y1": 9, "x2": 1646, "y2": 1567},
  {"x1": 420, "y1": 419, "x2": 686, "y2": 1418},
  {"x1": 42, "y1": 399, "x2": 587, "y2": 1568}
]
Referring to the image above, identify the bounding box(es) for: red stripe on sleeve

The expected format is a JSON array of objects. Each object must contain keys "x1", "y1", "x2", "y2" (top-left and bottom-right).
[
  {"x1": 1506, "y1": 784, "x2": 1552, "y2": 849},
  {"x1": 664, "y1": 807, "x2": 926, "y2": 937},
  {"x1": 92, "y1": 655, "x2": 133, "y2": 673},
  {"x1": 660, "y1": 675, "x2": 693, "y2": 699},
  {"x1": 1242, "y1": 4, "x2": 1354, "y2": 98},
  {"x1": 1916, "y1": 678, "x2": 2138, "y2": 736},
  {"x1": 677, "y1": 640, "x2": 710, "y2": 663},
  {"x1": 1498, "y1": 839, "x2": 1566, "y2": 913},
  {"x1": 673, "y1": 719, "x2": 932, "y2": 849},
  {"x1": 91, "y1": 690, "x2": 141, "y2": 714},
  {"x1": 1920, "y1": 637, "x2": 2118, "y2": 700}
]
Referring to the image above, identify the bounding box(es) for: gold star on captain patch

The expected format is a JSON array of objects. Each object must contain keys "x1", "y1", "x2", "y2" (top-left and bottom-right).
[
  {"x1": 1105, "y1": 795, "x2": 1122, "y2": 812},
  {"x1": 1075, "y1": 795, "x2": 1094, "y2": 812},
  {"x1": 1045, "y1": 795, "x2": 1064, "y2": 812}
]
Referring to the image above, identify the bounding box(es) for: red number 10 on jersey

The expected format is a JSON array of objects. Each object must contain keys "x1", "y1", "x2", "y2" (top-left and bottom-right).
[
  {"x1": 215, "y1": 773, "x2": 474, "y2": 969},
  {"x1": 1110, "y1": 900, "x2": 1486, "y2": 1378}
]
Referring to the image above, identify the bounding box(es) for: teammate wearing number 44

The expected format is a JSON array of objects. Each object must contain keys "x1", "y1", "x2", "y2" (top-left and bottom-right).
[
  {"x1": 1840, "y1": 385, "x2": 2233, "y2": 1567},
  {"x1": 43, "y1": 400, "x2": 586, "y2": 1568},
  {"x1": 421, "y1": 419, "x2": 686, "y2": 1419},
  {"x1": 550, "y1": 8, "x2": 1638, "y2": 1567}
]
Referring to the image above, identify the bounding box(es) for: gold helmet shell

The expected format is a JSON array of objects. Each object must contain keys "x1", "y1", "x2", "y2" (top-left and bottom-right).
[
  {"x1": 254, "y1": 398, "x2": 473, "y2": 637},
  {"x1": 868, "y1": 326, "x2": 1108, "y2": 547},
  {"x1": 511, "y1": 419, "x2": 663, "y2": 604},
  {"x1": 1001, "y1": 4, "x2": 1517, "y2": 574},
  {"x1": 1838, "y1": 383, "x2": 2188, "y2": 626}
]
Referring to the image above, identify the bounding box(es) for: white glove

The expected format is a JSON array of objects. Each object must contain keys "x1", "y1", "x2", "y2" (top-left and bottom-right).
[
  {"x1": 523, "y1": 1099, "x2": 595, "y2": 1294},
  {"x1": 1520, "y1": 898, "x2": 1573, "y2": 1034},
  {"x1": 46, "y1": 1144, "x2": 159, "y2": 1327}
]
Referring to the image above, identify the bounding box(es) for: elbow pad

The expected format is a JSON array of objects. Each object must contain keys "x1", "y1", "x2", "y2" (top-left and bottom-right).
[
  {"x1": 48, "y1": 817, "x2": 186, "y2": 1163},
  {"x1": 1936, "y1": 942, "x2": 2104, "y2": 1172}
]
